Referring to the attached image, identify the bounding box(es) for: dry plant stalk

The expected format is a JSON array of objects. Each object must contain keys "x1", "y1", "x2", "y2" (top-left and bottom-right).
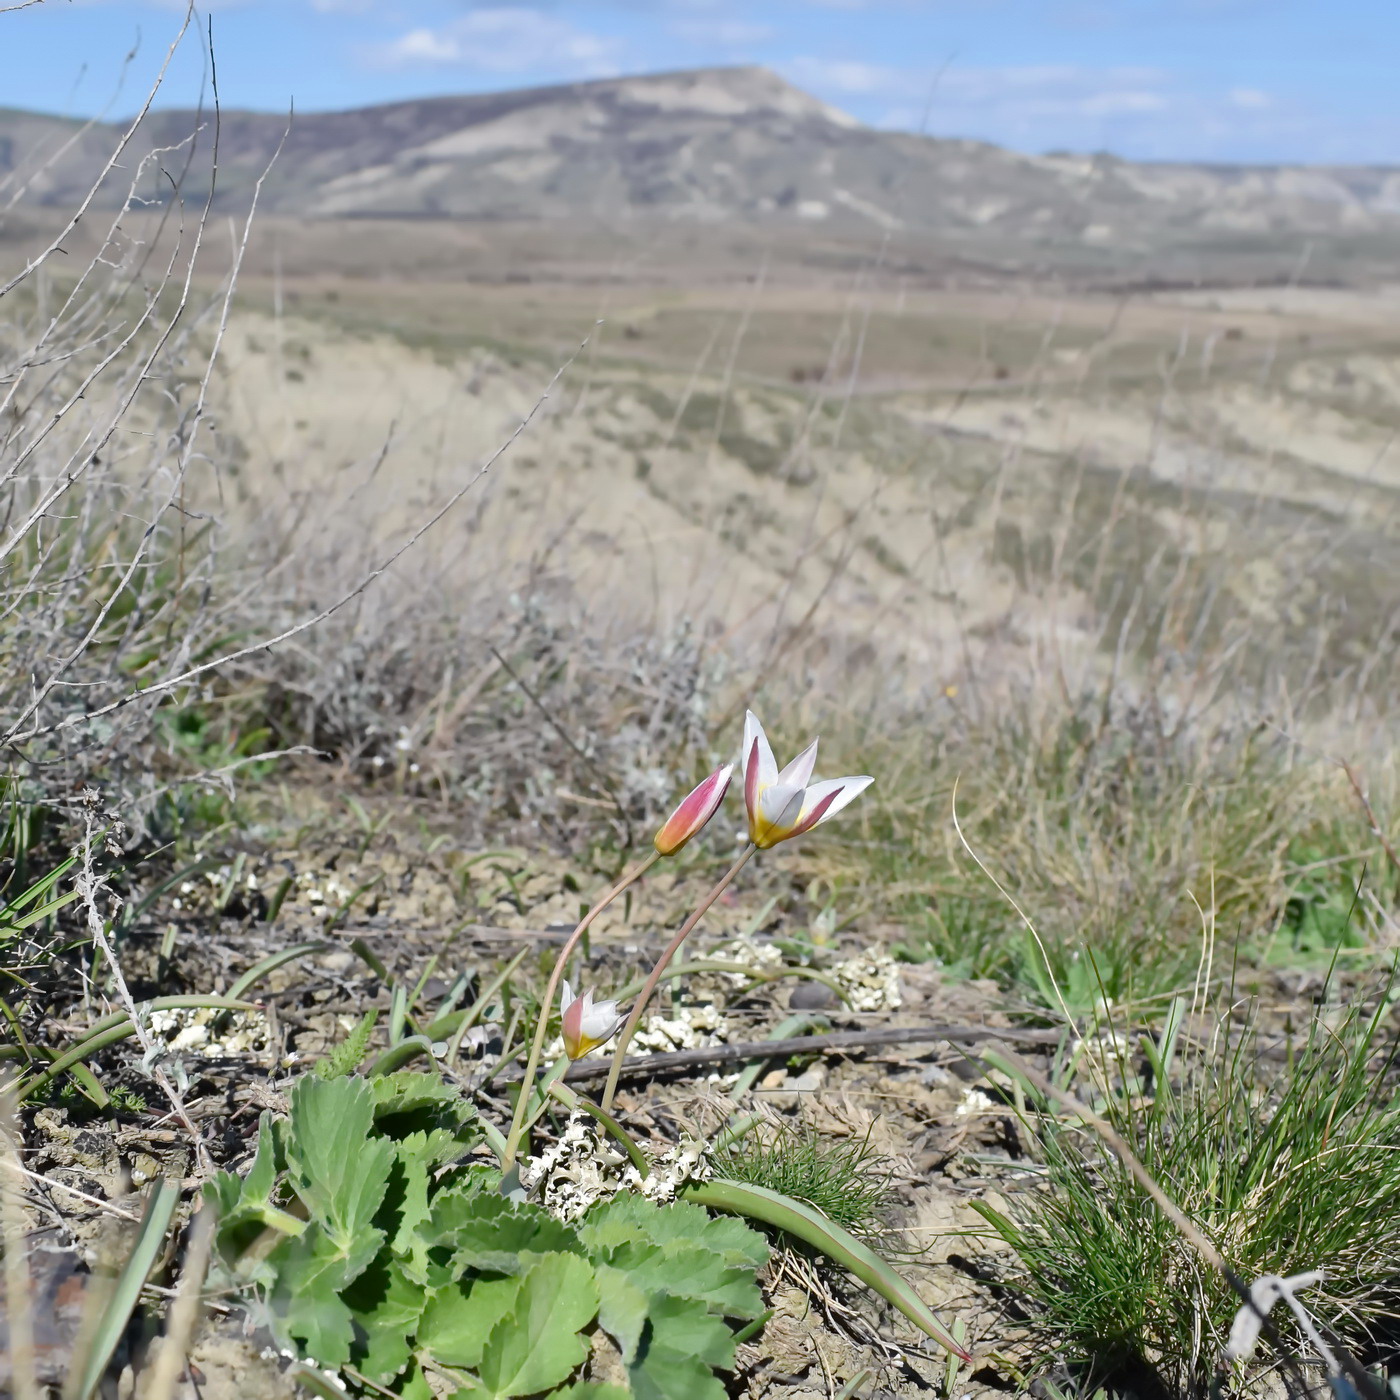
[
  {"x1": 136, "y1": 1206, "x2": 215, "y2": 1400},
  {"x1": 1, "y1": 1082, "x2": 39, "y2": 1400}
]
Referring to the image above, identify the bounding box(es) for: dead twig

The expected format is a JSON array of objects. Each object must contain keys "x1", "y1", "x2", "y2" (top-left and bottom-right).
[
  {"x1": 1339, "y1": 759, "x2": 1400, "y2": 879},
  {"x1": 559, "y1": 1022, "x2": 1062, "y2": 1083}
]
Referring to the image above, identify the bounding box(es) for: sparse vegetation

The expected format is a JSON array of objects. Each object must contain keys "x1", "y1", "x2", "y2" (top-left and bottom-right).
[{"x1": 978, "y1": 987, "x2": 1400, "y2": 1396}]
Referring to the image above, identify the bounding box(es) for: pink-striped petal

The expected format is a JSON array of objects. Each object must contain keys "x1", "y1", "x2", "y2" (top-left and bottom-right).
[
  {"x1": 788, "y1": 775, "x2": 873, "y2": 837},
  {"x1": 743, "y1": 711, "x2": 777, "y2": 796},
  {"x1": 654, "y1": 763, "x2": 734, "y2": 855}
]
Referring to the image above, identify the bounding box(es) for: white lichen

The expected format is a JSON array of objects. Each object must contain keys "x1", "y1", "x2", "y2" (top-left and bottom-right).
[
  {"x1": 519, "y1": 1112, "x2": 715, "y2": 1221},
  {"x1": 828, "y1": 950, "x2": 903, "y2": 1012},
  {"x1": 146, "y1": 1005, "x2": 270, "y2": 1056}
]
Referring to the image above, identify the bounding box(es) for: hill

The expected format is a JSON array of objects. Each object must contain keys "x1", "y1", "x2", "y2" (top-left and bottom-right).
[{"x1": 5, "y1": 67, "x2": 1400, "y2": 282}]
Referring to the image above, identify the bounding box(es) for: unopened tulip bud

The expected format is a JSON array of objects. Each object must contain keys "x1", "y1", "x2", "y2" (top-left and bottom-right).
[{"x1": 653, "y1": 763, "x2": 734, "y2": 856}]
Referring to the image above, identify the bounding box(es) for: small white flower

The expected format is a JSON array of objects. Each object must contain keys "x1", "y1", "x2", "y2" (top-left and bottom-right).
[{"x1": 560, "y1": 982, "x2": 624, "y2": 1060}]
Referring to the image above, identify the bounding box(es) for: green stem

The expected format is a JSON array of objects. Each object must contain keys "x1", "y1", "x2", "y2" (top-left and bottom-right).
[
  {"x1": 548, "y1": 1081, "x2": 651, "y2": 1175},
  {"x1": 503, "y1": 850, "x2": 661, "y2": 1168},
  {"x1": 601, "y1": 844, "x2": 756, "y2": 1112}
]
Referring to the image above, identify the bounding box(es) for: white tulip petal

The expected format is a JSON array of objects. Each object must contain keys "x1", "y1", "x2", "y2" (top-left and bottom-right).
[
  {"x1": 758, "y1": 782, "x2": 802, "y2": 826},
  {"x1": 743, "y1": 710, "x2": 778, "y2": 791},
  {"x1": 777, "y1": 737, "x2": 819, "y2": 792},
  {"x1": 795, "y1": 775, "x2": 873, "y2": 832},
  {"x1": 561, "y1": 981, "x2": 577, "y2": 1012}
]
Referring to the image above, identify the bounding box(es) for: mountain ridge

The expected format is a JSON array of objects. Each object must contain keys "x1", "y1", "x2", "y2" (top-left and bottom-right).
[{"x1": 4, "y1": 66, "x2": 1400, "y2": 282}]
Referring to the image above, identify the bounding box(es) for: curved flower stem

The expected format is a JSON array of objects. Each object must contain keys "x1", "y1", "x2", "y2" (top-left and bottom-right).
[
  {"x1": 502, "y1": 849, "x2": 661, "y2": 1167},
  {"x1": 601, "y1": 844, "x2": 756, "y2": 1113}
]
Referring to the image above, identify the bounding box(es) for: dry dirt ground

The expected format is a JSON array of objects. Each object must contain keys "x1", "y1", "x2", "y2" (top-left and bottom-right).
[{"x1": 7, "y1": 793, "x2": 1093, "y2": 1399}]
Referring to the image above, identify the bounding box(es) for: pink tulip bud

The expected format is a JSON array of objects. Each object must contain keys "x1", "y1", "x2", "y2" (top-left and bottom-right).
[{"x1": 653, "y1": 763, "x2": 734, "y2": 856}]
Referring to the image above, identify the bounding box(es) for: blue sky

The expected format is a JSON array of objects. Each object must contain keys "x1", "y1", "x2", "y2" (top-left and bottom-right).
[{"x1": 5, "y1": 0, "x2": 1399, "y2": 163}]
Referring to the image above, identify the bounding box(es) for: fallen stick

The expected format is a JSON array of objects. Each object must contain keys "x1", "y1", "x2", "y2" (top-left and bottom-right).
[{"x1": 561, "y1": 1022, "x2": 1062, "y2": 1083}]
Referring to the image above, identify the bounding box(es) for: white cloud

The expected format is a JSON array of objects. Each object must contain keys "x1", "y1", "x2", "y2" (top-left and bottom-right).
[
  {"x1": 779, "y1": 58, "x2": 1300, "y2": 158},
  {"x1": 373, "y1": 8, "x2": 623, "y2": 76},
  {"x1": 785, "y1": 56, "x2": 921, "y2": 97},
  {"x1": 670, "y1": 18, "x2": 776, "y2": 46}
]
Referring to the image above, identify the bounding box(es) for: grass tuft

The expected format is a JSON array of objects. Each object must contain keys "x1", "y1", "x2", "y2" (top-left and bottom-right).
[
  {"x1": 718, "y1": 1123, "x2": 897, "y2": 1240},
  {"x1": 977, "y1": 978, "x2": 1400, "y2": 1394}
]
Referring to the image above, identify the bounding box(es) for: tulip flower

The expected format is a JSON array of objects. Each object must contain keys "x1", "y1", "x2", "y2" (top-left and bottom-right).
[
  {"x1": 653, "y1": 762, "x2": 734, "y2": 856},
  {"x1": 560, "y1": 981, "x2": 624, "y2": 1060},
  {"x1": 742, "y1": 710, "x2": 872, "y2": 849}
]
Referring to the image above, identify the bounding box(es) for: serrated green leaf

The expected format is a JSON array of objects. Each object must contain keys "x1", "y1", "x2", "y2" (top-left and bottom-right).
[
  {"x1": 285, "y1": 1076, "x2": 396, "y2": 1249},
  {"x1": 627, "y1": 1296, "x2": 737, "y2": 1400},
  {"x1": 630, "y1": 1354, "x2": 726, "y2": 1400},
  {"x1": 344, "y1": 1255, "x2": 427, "y2": 1384},
  {"x1": 594, "y1": 1264, "x2": 649, "y2": 1364},
  {"x1": 207, "y1": 1114, "x2": 294, "y2": 1268},
  {"x1": 580, "y1": 1194, "x2": 767, "y2": 1269},
  {"x1": 418, "y1": 1273, "x2": 522, "y2": 1370},
  {"x1": 646, "y1": 1295, "x2": 737, "y2": 1369},
  {"x1": 398, "y1": 1361, "x2": 436, "y2": 1400},
  {"x1": 204, "y1": 1169, "x2": 244, "y2": 1223},
  {"x1": 379, "y1": 1131, "x2": 434, "y2": 1259},
  {"x1": 423, "y1": 1191, "x2": 583, "y2": 1276},
  {"x1": 243, "y1": 1112, "x2": 281, "y2": 1201},
  {"x1": 546, "y1": 1386, "x2": 630, "y2": 1400},
  {"x1": 372, "y1": 1070, "x2": 479, "y2": 1150},
  {"x1": 476, "y1": 1252, "x2": 599, "y2": 1399},
  {"x1": 600, "y1": 1241, "x2": 762, "y2": 1319},
  {"x1": 269, "y1": 1221, "x2": 383, "y2": 1368}
]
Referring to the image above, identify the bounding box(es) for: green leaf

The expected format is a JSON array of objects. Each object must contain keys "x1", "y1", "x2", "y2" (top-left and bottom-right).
[
  {"x1": 546, "y1": 1386, "x2": 630, "y2": 1400},
  {"x1": 243, "y1": 1112, "x2": 281, "y2": 1202},
  {"x1": 268, "y1": 1222, "x2": 382, "y2": 1368},
  {"x1": 398, "y1": 1361, "x2": 436, "y2": 1400},
  {"x1": 476, "y1": 1252, "x2": 599, "y2": 1399},
  {"x1": 381, "y1": 1131, "x2": 434, "y2": 1259},
  {"x1": 372, "y1": 1069, "x2": 471, "y2": 1124},
  {"x1": 316, "y1": 1008, "x2": 378, "y2": 1080},
  {"x1": 580, "y1": 1194, "x2": 767, "y2": 1269},
  {"x1": 628, "y1": 1296, "x2": 737, "y2": 1400},
  {"x1": 206, "y1": 1113, "x2": 297, "y2": 1282},
  {"x1": 594, "y1": 1264, "x2": 649, "y2": 1364},
  {"x1": 423, "y1": 1191, "x2": 583, "y2": 1277},
  {"x1": 285, "y1": 1076, "x2": 396, "y2": 1249},
  {"x1": 646, "y1": 1294, "x2": 737, "y2": 1369},
  {"x1": 345, "y1": 1255, "x2": 427, "y2": 1384},
  {"x1": 592, "y1": 1240, "x2": 761, "y2": 1319},
  {"x1": 418, "y1": 1273, "x2": 522, "y2": 1370},
  {"x1": 681, "y1": 1178, "x2": 969, "y2": 1360}
]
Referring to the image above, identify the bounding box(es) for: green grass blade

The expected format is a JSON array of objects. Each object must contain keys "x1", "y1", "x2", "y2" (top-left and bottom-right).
[
  {"x1": 70, "y1": 1177, "x2": 179, "y2": 1400},
  {"x1": 3, "y1": 853, "x2": 78, "y2": 916},
  {"x1": 426, "y1": 947, "x2": 528, "y2": 1042},
  {"x1": 728, "y1": 1012, "x2": 833, "y2": 1101},
  {"x1": 5, "y1": 887, "x2": 80, "y2": 932},
  {"x1": 18, "y1": 997, "x2": 256, "y2": 1102},
  {"x1": 681, "y1": 1178, "x2": 971, "y2": 1360},
  {"x1": 227, "y1": 942, "x2": 330, "y2": 1001}
]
